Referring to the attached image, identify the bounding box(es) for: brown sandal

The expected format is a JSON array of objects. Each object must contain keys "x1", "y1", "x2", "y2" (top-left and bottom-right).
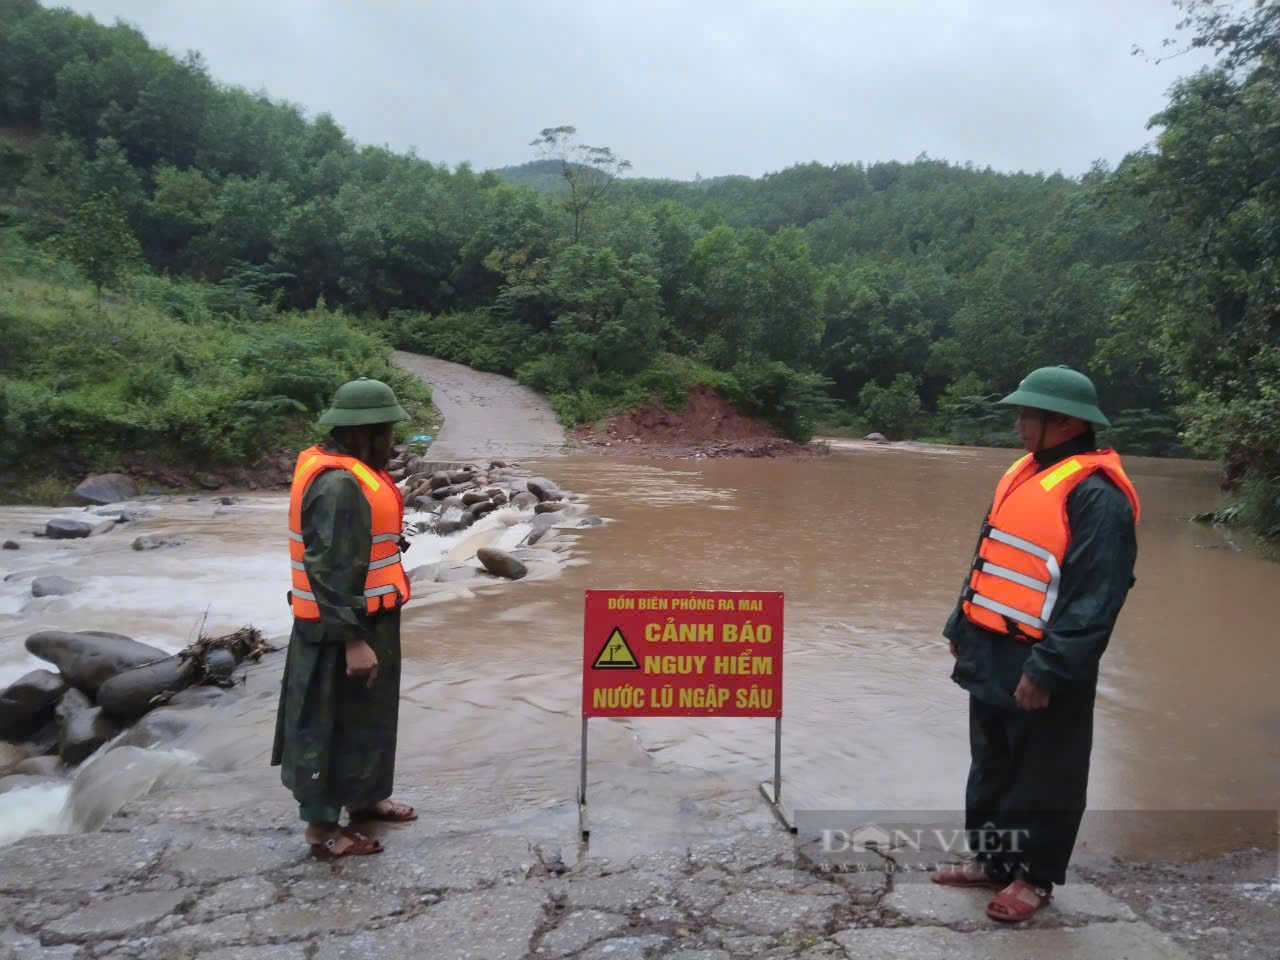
[
  {"x1": 987, "y1": 879, "x2": 1051, "y2": 922},
  {"x1": 931, "y1": 862, "x2": 1005, "y2": 889},
  {"x1": 350, "y1": 800, "x2": 418, "y2": 823},
  {"x1": 310, "y1": 826, "x2": 384, "y2": 859}
]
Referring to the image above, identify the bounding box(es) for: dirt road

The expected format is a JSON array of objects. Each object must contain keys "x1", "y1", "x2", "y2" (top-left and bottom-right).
[{"x1": 393, "y1": 351, "x2": 566, "y2": 460}]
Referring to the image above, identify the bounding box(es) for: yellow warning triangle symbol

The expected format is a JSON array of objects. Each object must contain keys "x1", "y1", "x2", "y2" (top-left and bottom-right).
[{"x1": 591, "y1": 627, "x2": 640, "y2": 669}]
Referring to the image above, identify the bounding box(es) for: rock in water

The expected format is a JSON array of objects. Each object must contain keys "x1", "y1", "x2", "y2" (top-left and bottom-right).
[
  {"x1": 31, "y1": 576, "x2": 78, "y2": 598},
  {"x1": 203, "y1": 649, "x2": 236, "y2": 680},
  {"x1": 96, "y1": 656, "x2": 199, "y2": 723},
  {"x1": 527, "y1": 478, "x2": 563, "y2": 502},
  {"x1": 2, "y1": 541, "x2": 18, "y2": 550},
  {"x1": 14, "y1": 755, "x2": 61, "y2": 777},
  {"x1": 25, "y1": 631, "x2": 169, "y2": 696},
  {"x1": 469, "y1": 501, "x2": 497, "y2": 519},
  {"x1": 461, "y1": 491, "x2": 490, "y2": 506},
  {"x1": 534, "y1": 502, "x2": 566, "y2": 514},
  {"x1": 429, "y1": 472, "x2": 451, "y2": 490},
  {"x1": 71, "y1": 473, "x2": 137, "y2": 506},
  {"x1": 865, "y1": 432, "x2": 889, "y2": 443},
  {"x1": 0, "y1": 670, "x2": 69, "y2": 741},
  {"x1": 45, "y1": 519, "x2": 94, "y2": 540},
  {"x1": 119, "y1": 708, "x2": 196, "y2": 749},
  {"x1": 195, "y1": 473, "x2": 222, "y2": 490},
  {"x1": 131, "y1": 535, "x2": 186, "y2": 551},
  {"x1": 55, "y1": 688, "x2": 92, "y2": 726},
  {"x1": 510, "y1": 492, "x2": 538, "y2": 510},
  {"x1": 477, "y1": 548, "x2": 528, "y2": 581},
  {"x1": 0, "y1": 742, "x2": 26, "y2": 775},
  {"x1": 18, "y1": 719, "x2": 59, "y2": 758},
  {"x1": 164, "y1": 686, "x2": 227, "y2": 709},
  {"x1": 60, "y1": 707, "x2": 121, "y2": 766}
]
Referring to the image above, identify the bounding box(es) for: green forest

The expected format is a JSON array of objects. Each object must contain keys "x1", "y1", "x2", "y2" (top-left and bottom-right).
[{"x1": 1, "y1": 0, "x2": 1278, "y2": 537}]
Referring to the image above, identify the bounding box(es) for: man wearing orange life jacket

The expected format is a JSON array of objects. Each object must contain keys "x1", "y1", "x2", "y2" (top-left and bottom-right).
[
  {"x1": 932, "y1": 366, "x2": 1139, "y2": 923},
  {"x1": 271, "y1": 377, "x2": 418, "y2": 860}
]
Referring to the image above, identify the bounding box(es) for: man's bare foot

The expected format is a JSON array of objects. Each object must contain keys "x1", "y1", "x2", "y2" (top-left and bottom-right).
[
  {"x1": 348, "y1": 798, "x2": 418, "y2": 822},
  {"x1": 987, "y1": 878, "x2": 1051, "y2": 921},
  {"x1": 304, "y1": 822, "x2": 383, "y2": 858},
  {"x1": 931, "y1": 860, "x2": 1004, "y2": 888}
]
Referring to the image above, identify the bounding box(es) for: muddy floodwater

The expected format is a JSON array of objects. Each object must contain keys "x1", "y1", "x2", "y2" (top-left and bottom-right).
[{"x1": 1, "y1": 441, "x2": 1277, "y2": 862}]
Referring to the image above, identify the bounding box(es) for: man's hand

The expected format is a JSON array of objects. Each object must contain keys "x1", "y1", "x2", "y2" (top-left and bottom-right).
[
  {"x1": 345, "y1": 638, "x2": 379, "y2": 687},
  {"x1": 1014, "y1": 674, "x2": 1050, "y2": 711}
]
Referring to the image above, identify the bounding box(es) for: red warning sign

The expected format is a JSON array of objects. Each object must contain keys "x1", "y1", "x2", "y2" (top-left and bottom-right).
[{"x1": 583, "y1": 590, "x2": 783, "y2": 718}]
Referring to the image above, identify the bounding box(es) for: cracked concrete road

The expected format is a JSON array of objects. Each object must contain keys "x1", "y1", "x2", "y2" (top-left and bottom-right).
[
  {"x1": 394, "y1": 351, "x2": 567, "y2": 461},
  {"x1": 0, "y1": 819, "x2": 1197, "y2": 960}
]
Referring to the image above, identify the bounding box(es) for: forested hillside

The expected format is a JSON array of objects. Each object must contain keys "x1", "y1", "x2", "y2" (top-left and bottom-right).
[{"x1": 2, "y1": 0, "x2": 1278, "y2": 536}]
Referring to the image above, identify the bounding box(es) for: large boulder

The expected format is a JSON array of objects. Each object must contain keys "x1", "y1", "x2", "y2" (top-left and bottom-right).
[
  {"x1": 0, "y1": 742, "x2": 26, "y2": 775},
  {"x1": 45, "y1": 518, "x2": 94, "y2": 540},
  {"x1": 25, "y1": 631, "x2": 170, "y2": 696},
  {"x1": 96, "y1": 655, "x2": 199, "y2": 723},
  {"x1": 429, "y1": 472, "x2": 452, "y2": 490},
  {"x1": 469, "y1": 501, "x2": 497, "y2": 519},
  {"x1": 59, "y1": 707, "x2": 121, "y2": 765},
  {"x1": 477, "y1": 548, "x2": 528, "y2": 581},
  {"x1": 31, "y1": 576, "x2": 78, "y2": 598},
  {"x1": 510, "y1": 491, "x2": 539, "y2": 510},
  {"x1": 71, "y1": 473, "x2": 137, "y2": 506},
  {"x1": 0, "y1": 669, "x2": 69, "y2": 741},
  {"x1": 865, "y1": 432, "x2": 889, "y2": 443},
  {"x1": 527, "y1": 478, "x2": 563, "y2": 502},
  {"x1": 461, "y1": 491, "x2": 490, "y2": 506},
  {"x1": 534, "y1": 502, "x2": 567, "y2": 514}
]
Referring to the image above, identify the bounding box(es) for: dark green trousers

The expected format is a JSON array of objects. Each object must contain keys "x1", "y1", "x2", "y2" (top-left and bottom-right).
[{"x1": 965, "y1": 691, "x2": 1094, "y2": 888}]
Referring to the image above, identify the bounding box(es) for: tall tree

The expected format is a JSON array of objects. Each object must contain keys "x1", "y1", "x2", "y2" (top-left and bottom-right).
[
  {"x1": 530, "y1": 126, "x2": 631, "y2": 244},
  {"x1": 53, "y1": 189, "x2": 144, "y2": 301}
]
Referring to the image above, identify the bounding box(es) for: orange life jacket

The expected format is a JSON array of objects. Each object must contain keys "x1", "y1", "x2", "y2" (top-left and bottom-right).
[
  {"x1": 961, "y1": 449, "x2": 1140, "y2": 642},
  {"x1": 287, "y1": 445, "x2": 410, "y2": 621}
]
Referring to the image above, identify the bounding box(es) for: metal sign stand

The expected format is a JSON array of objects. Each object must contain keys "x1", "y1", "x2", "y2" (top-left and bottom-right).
[
  {"x1": 758, "y1": 716, "x2": 796, "y2": 833},
  {"x1": 578, "y1": 715, "x2": 590, "y2": 839},
  {"x1": 578, "y1": 713, "x2": 793, "y2": 841}
]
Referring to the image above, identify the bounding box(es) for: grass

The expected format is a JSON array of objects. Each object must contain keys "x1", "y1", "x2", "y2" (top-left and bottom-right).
[{"x1": 0, "y1": 229, "x2": 436, "y2": 502}]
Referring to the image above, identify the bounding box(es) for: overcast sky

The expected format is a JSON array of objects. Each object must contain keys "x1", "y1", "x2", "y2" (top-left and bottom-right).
[{"x1": 57, "y1": 0, "x2": 1215, "y2": 181}]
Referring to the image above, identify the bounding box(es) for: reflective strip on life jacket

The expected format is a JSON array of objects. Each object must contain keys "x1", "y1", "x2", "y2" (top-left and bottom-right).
[
  {"x1": 960, "y1": 449, "x2": 1139, "y2": 643},
  {"x1": 287, "y1": 445, "x2": 410, "y2": 621}
]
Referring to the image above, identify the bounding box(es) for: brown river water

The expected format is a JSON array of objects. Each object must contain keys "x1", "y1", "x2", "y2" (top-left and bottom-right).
[{"x1": 1, "y1": 441, "x2": 1277, "y2": 862}]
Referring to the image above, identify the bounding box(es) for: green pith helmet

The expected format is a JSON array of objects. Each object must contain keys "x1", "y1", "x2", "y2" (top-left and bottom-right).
[
  {"x1": 317, "y1": 377, "x2": 409, "y2": 427},
  {"x1": 997, "y1": 365, "x2": 1109, "y2": 427}
]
